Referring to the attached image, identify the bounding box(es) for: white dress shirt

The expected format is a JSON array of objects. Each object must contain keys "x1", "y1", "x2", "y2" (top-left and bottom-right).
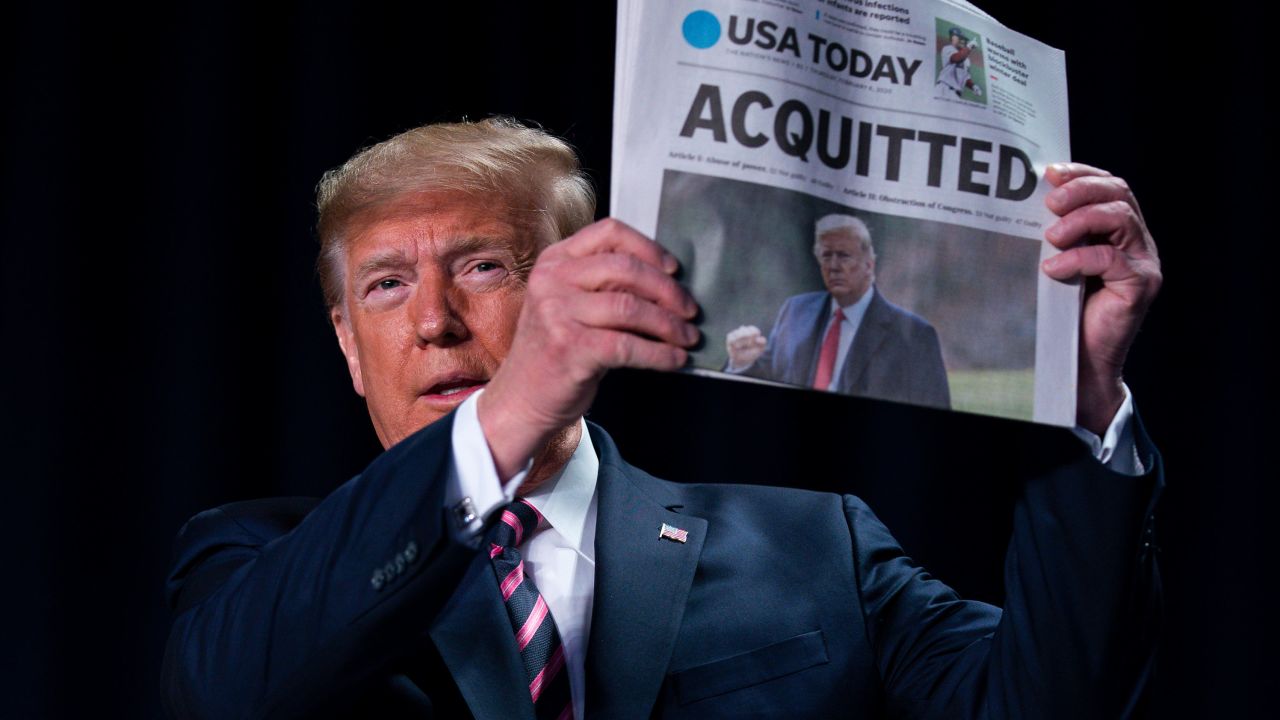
[
  {"x1": 445, "y1": 398, "x2": 598, "y2": 720},
  {"x1": 444, "y1": 386, "x2": 1142, "y2": 717}
]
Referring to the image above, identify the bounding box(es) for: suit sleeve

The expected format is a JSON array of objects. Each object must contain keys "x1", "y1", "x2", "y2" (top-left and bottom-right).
[
  {"x1": 847, "y1": 419, "x2": 1162, "y2": 718},
  {"x1": 162, "y1": 413, "x2": 480, "y2": 719},
  {"x1": 909, "y1": 323, "x2": 951, "y2": 410}
]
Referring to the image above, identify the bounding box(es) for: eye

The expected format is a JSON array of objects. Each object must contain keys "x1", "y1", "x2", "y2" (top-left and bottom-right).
[
  {"x1": 366, "y1": 275, "x2": 404, "y2": 295},
  {"x1": 454, "y1": 256, "x2": 512, "y2": 291}
]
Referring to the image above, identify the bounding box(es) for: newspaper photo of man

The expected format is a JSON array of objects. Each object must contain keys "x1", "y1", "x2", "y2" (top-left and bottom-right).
[
  {"x1": 936, "y1": 24, "x2": 986, "y2": 102},
  {"x1": 725, "y1": 214, "x2": 951, "y2": 409}
]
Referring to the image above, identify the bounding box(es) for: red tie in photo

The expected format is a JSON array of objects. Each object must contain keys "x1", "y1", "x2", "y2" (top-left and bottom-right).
[{"x1": 812, "y1": 307, "x2": 844, "y2": 391}]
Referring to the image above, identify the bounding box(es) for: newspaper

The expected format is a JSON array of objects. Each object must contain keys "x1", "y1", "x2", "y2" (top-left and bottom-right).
[{"x1": 611, "y1": 0, "x2": 1078, "y2": 426}]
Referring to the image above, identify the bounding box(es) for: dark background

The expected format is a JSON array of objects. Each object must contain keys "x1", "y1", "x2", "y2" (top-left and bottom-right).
[{"x1": 2, "y1": 1, "x2": 1274, "y2": 717}]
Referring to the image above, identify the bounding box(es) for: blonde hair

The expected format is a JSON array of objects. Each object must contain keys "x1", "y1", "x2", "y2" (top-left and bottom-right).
[
  {"x1": 813, "y1": 213, "x2": 875, "y2": 261},
  {"x1": 315, "y1": 117, "x2": 596, "y2": 308}
]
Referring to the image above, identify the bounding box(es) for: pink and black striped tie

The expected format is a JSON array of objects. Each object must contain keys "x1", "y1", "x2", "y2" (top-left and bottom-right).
[{"x1": 488, "y1": 499, "x2": 574, "y2": 720}]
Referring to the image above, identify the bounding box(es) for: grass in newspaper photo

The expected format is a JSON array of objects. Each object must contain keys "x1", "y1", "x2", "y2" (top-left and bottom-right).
[
  {"x1": 934, "y1": 18, "x2": 987, "y2": 105},
  {"x1": 654, "y1": 169, "x2": 1039, "y2": 421}
]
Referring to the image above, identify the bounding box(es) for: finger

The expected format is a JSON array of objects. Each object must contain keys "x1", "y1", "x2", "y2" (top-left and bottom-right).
[
  {"x1": 728, "y1": 335, "x2": 766, "y2": 357},
  {"x1": 557, "y1": 217, "x2": 678, "y2": 274},
  {"x1": 1045, "y1": 174, "x2": 1142, "y2": 220},
  {"x1": 589, "y1": 328, "x2": 690, "y2": 371},
  {"x1": 1044, "y1": 200, "x2": 1143, "y2": 249},
  {"x1": 729, "y1": 340, "x2": 766, "y2": 358},
  {"x1": 570, "y1": 291, "x2": 700, "y2": 348},
  {"x1": 552, "y1": 251, "x2": 697, "y2": 318},
  {"x1": 1044, "y1": 162, "x2": 1112, "y2": 188},
  {"x1": 1041, "y1": 244, "x2": 1131, "y2": 281}
]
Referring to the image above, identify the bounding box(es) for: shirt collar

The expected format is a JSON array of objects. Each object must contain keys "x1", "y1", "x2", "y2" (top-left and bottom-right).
[
  {"x1": 834, "y1": 284, "x2": 875, "y2": 315},
  {"x1": 830, "y1": 286, "x2": 874, "y2": 323},
  {"x1": 519, "y1": 418, "x2": 598, "y2": 561}
]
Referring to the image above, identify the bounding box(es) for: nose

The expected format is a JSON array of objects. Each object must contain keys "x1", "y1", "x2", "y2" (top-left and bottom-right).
[{"x1": 410, "y1": 274, "x2": 469, "y2": 346}]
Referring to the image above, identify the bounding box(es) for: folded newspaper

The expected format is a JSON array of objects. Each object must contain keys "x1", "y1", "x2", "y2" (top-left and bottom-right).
[{"x1": 611, "y1": 0, "x2": 1078, "y2": 426}]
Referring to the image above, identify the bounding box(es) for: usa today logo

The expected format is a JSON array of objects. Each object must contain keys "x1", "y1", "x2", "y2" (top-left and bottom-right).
[{"x1": 682, "y1": 10, "x2": 720, "y2": 49}]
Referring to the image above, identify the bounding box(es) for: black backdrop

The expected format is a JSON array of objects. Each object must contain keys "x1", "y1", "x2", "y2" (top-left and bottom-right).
[{"x1": 3, "y1": 1, "x2": 1275, "y2": 717}]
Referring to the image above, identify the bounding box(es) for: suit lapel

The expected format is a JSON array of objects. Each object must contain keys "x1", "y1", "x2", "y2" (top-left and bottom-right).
[
  {"x1": 839, "y1": 288, "x2": 890, "y2": 394},
  {"x1": 585, "y1": 425, "x2": 707, "y2": 719},
  {"x1": 797, "y1": 293, "x2": 832, "y2": 387},
  {"x1": 430, "y1": 553, "x2": 536, "y2": 720}
]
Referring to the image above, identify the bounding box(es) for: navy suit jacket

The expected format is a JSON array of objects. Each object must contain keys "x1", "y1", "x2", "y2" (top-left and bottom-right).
[
  {"x1": 164, "y1": 416, "x2": 1160, "y2": 719},
  {"x1": 738, "y1": 289, "x2": 951, "y2": 409}
]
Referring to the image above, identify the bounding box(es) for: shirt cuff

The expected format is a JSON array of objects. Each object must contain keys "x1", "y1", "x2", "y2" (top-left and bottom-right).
[
  {"x1": 1069, "y1": 382, "x2": 1145, "y2": 476},
  {"x1": 444, "y1": 390, "x2": 531, "y2": 540}
]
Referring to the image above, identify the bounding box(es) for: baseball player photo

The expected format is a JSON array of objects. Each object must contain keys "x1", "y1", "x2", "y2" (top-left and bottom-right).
[{"x1": 935, "y1": 21, "x2": 987, "y2": 104}]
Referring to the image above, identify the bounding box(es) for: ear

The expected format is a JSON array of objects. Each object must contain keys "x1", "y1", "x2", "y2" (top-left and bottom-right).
[{"x1": 330, "y1": 306, "x2": 366, "y2": 397}]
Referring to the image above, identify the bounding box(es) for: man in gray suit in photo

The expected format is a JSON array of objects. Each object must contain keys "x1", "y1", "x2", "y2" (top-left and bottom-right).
[{"x1": 726, "y1": 215, "x2": 951, "y2": 409}]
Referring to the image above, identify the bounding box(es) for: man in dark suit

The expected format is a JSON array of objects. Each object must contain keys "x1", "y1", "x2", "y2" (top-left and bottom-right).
[
  {"x1": 725, "y1": 215, "x2": 950, "y2": 409},
  {"x1": 163, "y1": 119, "x2": 1163, "y2": 719}
]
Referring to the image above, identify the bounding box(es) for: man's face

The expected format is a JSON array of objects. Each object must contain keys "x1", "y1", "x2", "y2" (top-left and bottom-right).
[
  {"x1": 814, "y1": 229, "x2": 874, "y2": 307},
  {"x1": 950, "y1": 34, "x2": 963, "y2": 48},
  {"x1": 330, "y1": 190, "x2": 543, "y2": 448}
]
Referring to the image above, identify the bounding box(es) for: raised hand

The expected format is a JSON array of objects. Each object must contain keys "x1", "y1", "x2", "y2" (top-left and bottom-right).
[
  {"x1": 478, "y1": 219, "x2": 700, "y2": 479},
  {"x1": 1041, "y1": 162, "x2": 1162, "y2": 435}
]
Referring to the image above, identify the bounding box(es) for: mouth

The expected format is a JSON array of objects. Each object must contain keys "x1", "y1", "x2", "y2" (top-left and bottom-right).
[{"x1": 422, "y1": 376, "x2": 488, "y2": 403}]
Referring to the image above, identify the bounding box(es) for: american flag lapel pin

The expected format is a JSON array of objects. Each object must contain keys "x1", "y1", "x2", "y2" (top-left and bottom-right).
[{"x1": 659, "y1": 523, "x2": 688, "y2": 543}]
